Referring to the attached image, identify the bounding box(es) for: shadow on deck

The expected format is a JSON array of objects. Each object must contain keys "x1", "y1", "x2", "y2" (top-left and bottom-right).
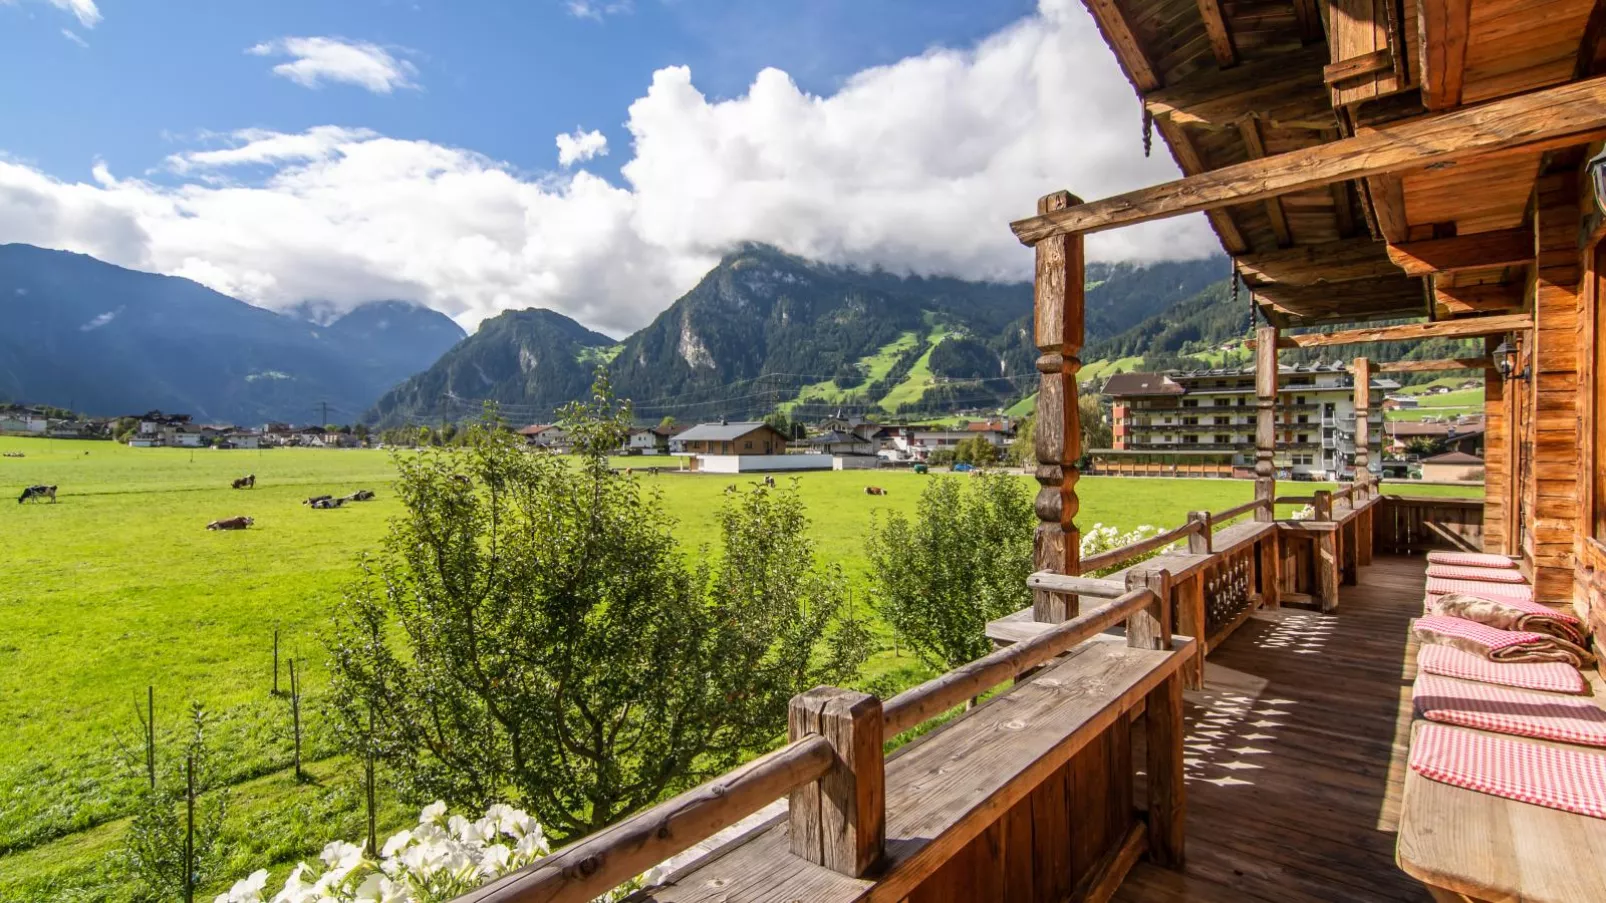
[{"x1": 1120, "y1": 554, "x2": 1430, "y2": 903}]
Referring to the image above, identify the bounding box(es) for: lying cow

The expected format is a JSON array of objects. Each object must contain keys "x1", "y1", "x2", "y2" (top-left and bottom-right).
[
  {"x1": 340, "y1": 489, "x2": 375, "y2": 502},
  {"x1": 303, "y1": 495, "x2": 333, "y2": 506},
  {"x1": 207, "y1": 515, "x2": 253, "y2": 530},
  {"x1": 231, "y1": 474, "x2": 256, "y2": 489},
  {"x1": 864, "y1": 486, "x2": 887, "y2": 496},
  {"x1": 17, "y1": 484, "x2": 56, "y2": 504},
  {"x1": 309, "y1": 497, "x2": 345, "y2": 509}
]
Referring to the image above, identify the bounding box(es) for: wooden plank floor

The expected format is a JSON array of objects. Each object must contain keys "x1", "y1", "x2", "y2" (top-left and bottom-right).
[{"x1": 1118, "y1": 554, "x2": 1432, "y2": 903}]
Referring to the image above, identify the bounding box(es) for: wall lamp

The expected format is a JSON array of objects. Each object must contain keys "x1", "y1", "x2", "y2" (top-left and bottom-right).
[{"x1": 1491, "y1": 336, "x2": 1530, "y2": 382}]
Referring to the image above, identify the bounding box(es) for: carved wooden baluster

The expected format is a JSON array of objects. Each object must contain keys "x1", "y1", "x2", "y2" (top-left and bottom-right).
[
  {"x1": 1255, "y1": 325, "x2": 1279, "y2": 521},
  {"x1": 1032, "y1": 191, "x2": 1086, "y2": 623}
]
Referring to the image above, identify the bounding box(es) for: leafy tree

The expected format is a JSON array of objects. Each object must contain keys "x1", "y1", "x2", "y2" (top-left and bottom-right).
[
  {"x1": 1406, "y1": 436, "x2": 1442, "y2": 457},
  {"x1": 1080, "y1": 395, "x2": 1112, "y2": 453},
  {"x1": 927, "y1": 448, "x2": 956, "y2": 467},
  {"x1": 119, "y1": 705, "x2": 230, "y2": 902},
  {"x1": 327, "y1": 375, "x2": 868, "y2": 838},
  {"x1": 953, "y1": 435, "x2": 1000, "y2": 467},
  {"x1": 1007, "y1": 416, "x2": 1035, "y2": 467},
  {"x1": 658, "y1": 415, "x2": 677, "y2": 431},
  {"x1": 866, "y1": 472, "x2": 1034, "y2": 670}
]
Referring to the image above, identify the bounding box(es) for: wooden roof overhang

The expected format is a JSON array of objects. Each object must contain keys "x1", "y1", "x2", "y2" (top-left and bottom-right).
[{"x1": 1033, "y1": 0, "x2": 1606, "y2": 329}]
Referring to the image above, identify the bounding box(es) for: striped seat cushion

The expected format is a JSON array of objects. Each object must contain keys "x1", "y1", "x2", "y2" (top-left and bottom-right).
[
  {"x1": 1417, "y1": 645, "x2": 1588, "y2": 695},
  {"x1": 1426, "y1": 551, "x2": 1518, "y2": 569},
  {"x1": 1425, "y1": 578, "x2": 1534, "y2": 602},
  {"x1": 1415, "y1": 674, "x2": 1606, "y2": 747},
  {"x1": 1426, "y1": 564, "x2": 1529, "y2": 584},
  {"x1": 1411, "y1": 722, "x2": 1606, "y2": 819}
]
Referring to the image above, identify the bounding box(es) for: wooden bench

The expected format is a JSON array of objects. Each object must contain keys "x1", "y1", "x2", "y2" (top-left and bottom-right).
[
  {"x1": 1397, "y1": 721, "x2": 1606, "y2": 903},
  {"x1": 633, "y1": 638, "x2": 1195, "y2": 902}
]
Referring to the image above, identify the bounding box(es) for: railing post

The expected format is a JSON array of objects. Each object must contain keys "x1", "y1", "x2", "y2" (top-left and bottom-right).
[
  {"x1": 1186, "y1": 511, "x2": 1212, "y2": 554},
  {"x1": 1259, "y1": 529, "x2": 1281, "y2": 609},
  {"x1": 1145, "y1": 664, "x2": 1186, "y2": 870},
  {"x1": 1313, "y1": 489, "x2": 1332, "y2": 522},
  {"x1": 1125, "y1": 567, "x2": 1173, "y2": 650},
  {"x1": 1031, "y1": 190, "x2": 1086, "y2": 624},
  {"x1": 788, "y1": 687, "x2": 885, "y2": 877},
  {"x1": 1254, "y1": 325, "x2": 1279, "y2": 522}
]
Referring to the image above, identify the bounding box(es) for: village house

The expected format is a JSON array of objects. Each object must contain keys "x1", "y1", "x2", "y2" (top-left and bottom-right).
[
  {"x1": 1387, "y1": 418, "x2": 1487, "y2": 457},
  {"x1": 517, "y1": 423, "x2": 570, "y2": 450},
  {"x1": 1418, "y1": 451, "x2": 1486, "y2": 482},
  {"x1": 802, "y1": 429, "x2": 876, "y2": 457},
  {"x1": 676, "y1": 421, "x2": 789, "y2": 456},
  {"x1": 0, "y1": 411, "x2": 46, "y2": 434}
]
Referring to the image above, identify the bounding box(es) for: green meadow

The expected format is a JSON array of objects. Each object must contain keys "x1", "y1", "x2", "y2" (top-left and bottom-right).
[{"x1": 0, "y1": 435, "x2": 1478, "y2": 900}]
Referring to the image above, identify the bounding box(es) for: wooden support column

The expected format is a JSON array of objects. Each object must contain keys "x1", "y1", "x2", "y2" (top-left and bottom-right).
[
  {"x1": 788, "y1": 687, "x2": 885, "y2": 877},
  {"x1": 1033, "y1": 191, "x2": 1086, "y2": 623},
  {"x1": 1145, "y1": 669, "x2": 1186, "y2": 869},
  {"x1": 1255, "y1": 326, "x2": 1279, "y2": 522},
  {"x1": 1126, "y1": 567, "x2": 1174, "y2": 651},
  {"x1": 1353, "y1": 357, "x2": 1374, "y2": 568},
  {"x1": 1259, "y1": 531, "x2": 1281, "y2": 608},
  {"x1": 1530, "y1": 171, "x2": 1583, "y2": 601},
  {"x1": 1317, "y1": 530, "x2": 1340, "y2": 611},
  {"x1": 1483, "y1": 334, "x2": 1512, "y2": 555}
]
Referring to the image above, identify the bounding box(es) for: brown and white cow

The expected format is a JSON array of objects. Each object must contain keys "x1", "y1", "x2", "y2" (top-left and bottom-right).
[
  {"x1": 207, "y1": 515, "x2": 254, "y2": 530},
  {"x1": 17, "y1": 484, "x2": 56, "y2": 504}
]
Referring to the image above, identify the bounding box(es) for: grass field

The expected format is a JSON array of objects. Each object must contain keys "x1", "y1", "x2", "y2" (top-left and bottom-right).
[{"x1": 0, "y1": 436, "x2": 1479, "y2": 900}]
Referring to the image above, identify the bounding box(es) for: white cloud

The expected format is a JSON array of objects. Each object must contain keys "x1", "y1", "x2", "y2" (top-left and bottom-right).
[
  {"x1": 60, "y1": 27, "x2": 87, "y2": 47},
  {"x1": 248, "y1": 37, "x2": 419, "y2": 93},
  {"x1": 556, "y1": 128, "x2": 609, "y2": 167},
  {"x1": 1, "y1": 1, "x2": 1213, "y2": 336},
  {"x1": 566, "y1": 0, "x2": 632, "y2": 20},
  {"x1": 49, "y1": 0, "x2": 99, "y2": 28}
]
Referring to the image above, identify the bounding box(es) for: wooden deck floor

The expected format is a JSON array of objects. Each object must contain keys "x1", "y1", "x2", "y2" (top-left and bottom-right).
[{"x1": 1119, "y1": 554, "x2": 1431, "y2": 903}]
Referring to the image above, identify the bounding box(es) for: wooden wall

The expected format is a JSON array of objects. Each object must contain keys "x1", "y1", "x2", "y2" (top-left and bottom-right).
[
  {"x1": 903, "y1": 719, "x2": 1134, "y2": 903},
  {"x1": 1528, "y1": 170, "x2": 1583, "y2": 601},
  {"x1": 1483, "y1": 334, "x2": 1510, "y2": 555}
]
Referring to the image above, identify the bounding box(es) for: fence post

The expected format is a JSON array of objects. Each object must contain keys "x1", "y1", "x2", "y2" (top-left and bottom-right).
[
  {"x1": 1125, "y1": 567, "x2": 1173, "y2": 650},
  {"x1": 1186, "y1": 511, "x2": 1212, "y2": 555},
  {"x1": 788, "y1": 687, "x2": 885, "y2": 877},
  {"x1": 1313, "y1": 490, "x2": 1332, "y2": 522},
  {"x1": 1145, "y1": 668, "x2": 1186, "y2": 869}
]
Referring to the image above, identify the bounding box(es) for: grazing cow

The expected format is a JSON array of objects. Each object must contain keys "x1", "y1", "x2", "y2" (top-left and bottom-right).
[
  {"x1": 864, "y1": 486, "x2": 887, "y2": 496},
  {"x1": 302, "y1": 495, "x2": 333, "y2": 506},
  {"x1": 648, "y1": 467, "x2": 660, "y2": 476},
  {"x1": 763, "y1": 475, "x2": 776, "y2": 487},
  {"x1": 340, "y1": 489, "x2": 376, "y2": 502},
  {"x1": 231, "y1": 474, "x2": 256, "y2": 489},
  {"x1": 17, "y1": 484, "x2": 56, "y2": 504},
  {"x1": 207, "y1": 515, "x2": 254, "y2": 530},
  {"x1": 725, "y1": 484, "x2": 738, "y2": 494},
  {"x1": 310, "y1": 497, "x2": 345, "y2": 509}
]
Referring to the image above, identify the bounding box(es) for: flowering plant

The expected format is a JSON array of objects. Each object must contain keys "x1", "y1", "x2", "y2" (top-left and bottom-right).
[
  {"x1": 213, "y1": 801, "x2": 648, "y2": 903},
  {"x1": 1079, "y1": 523, "x2": 1172, "y2": 576}
]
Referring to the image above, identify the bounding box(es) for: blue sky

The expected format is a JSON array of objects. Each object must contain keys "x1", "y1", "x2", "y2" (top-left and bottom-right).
[
  {"x1": 0, "y1": 0, "x2": 1208, "y2": 333},
  {"x1": 2, "y1": 0, "x2": 1035, "y2": 184}
]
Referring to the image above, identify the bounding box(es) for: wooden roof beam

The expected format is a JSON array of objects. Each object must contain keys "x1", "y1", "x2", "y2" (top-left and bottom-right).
[
  {"x1": 1196, "y1": 0, "x2": 1238, "y2": 68},
  {"x1": 1011, "y1": 75, "x2": 1606, "y2": 244},
  {"x1": 1144, "y1": 44, "x2": 1335, "y2": 130},
  {"x1": 1274, "y1": 313, "x2": 1532, "y2": 348},
  {"x1": 1237, "y1": 119, "x2": 1294, "y2": 247},
  {"x1": 1085, "y1": 0, "x2": 1160, "y2": 92},
  {"x1": 1236, "y1": 237, "x2": 1399, "y2": 285},
  {"x1": 1418, "y1": 0, "x2": 1470, "y2": 111},
  {"x1": 1432, "y1": 280, "x2": 1527, "y2": 316},
  {"x1": 1250, "y1": 275, "x2": 1428, "y2": 312},
  {"x1": 1365, "y1": 175, "x2": 1409, "y2": 242},
  {"x1": 1153, "y1": 117, "x2": 1250, "y2": 255},
  {"x1": 1376, "y1": 357, "x2": 1494, "y2": 372},
  {"x1": 1387, "y1": 228, "x2": 1532, "y2": 276}
]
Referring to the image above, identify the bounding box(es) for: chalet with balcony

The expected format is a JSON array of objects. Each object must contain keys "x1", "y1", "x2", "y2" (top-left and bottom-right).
[{"x1": 457, "y1": 4, "x2": 1606, "y2": 902}]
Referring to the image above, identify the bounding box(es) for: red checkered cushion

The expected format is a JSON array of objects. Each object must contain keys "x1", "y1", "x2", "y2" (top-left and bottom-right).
[
  {"x1": 1417, "y1": 645, "x2": 1588, "y2": 695},
  {"x1": 1415, "y1": 615, "x2": 1539, "y2": 652},
  {"x1": 1426, "y1": 564, "x2": 1529, "y2": 584},
  {"x1": 1426, "y1": 551, "x2": 1517, "y2": 569},
  {"x1": 1415, "y1": 674, "x2": 1606, "y2": 746},
  {"x1": 1425, "y1": 578, "x2": 1534, "y2": 602},
  {"x1": 1411, "y1": 722, "x2": 1606, "y2": 819}
]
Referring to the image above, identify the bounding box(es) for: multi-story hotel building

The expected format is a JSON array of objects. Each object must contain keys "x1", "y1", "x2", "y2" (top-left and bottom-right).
[{"x1": 1092, "y1": 363, "x2": 1394, "y2": 480}]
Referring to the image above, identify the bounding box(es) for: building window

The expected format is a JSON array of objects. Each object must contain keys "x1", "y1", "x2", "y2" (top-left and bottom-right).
[
  {"x1": 1236, "y1": 397, "x2": 1246, "y2": 406},
  {"x1": 1215, "y1": 434, "x2": 1230, "y2": 444},
  {"x1": 1183, "y1": 435, "x2": 1199, "y2": 444},
  {"x1": 1296, "y1": 396, "x2": 1307, "y2": 405},
  {"x1": 1183, "y1": 417, "x2": 1199, "y2": 426},
  {"x1": 1182, "y1": 399, "x2": 1199, "y2": 408},
  {"x1": 1297, "y1": 415, "x2": 1309, "y2": 424},
  {"x1": 1299, "y1": 434, "x2": 1310, "y2": 444},
  {"x1": 1215, "y1": 398, "x2": 1230, "y2": 406}
]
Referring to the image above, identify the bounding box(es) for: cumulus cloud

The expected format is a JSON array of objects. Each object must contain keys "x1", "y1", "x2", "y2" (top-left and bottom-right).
[
  {"x1": 248, "y1": 37, "x2": 419, "y2": 93},
  {"x1": 1, "y1": 1, "x2": 1213, "y2": 335},
  {"x1": 555, "y1": 128, "x2": 609, "y2": 167},
  {"x1": 566, "y1": 1, "x2": 632, "y2": 20},
  {"x1": 49, "y1": 0, "x2": 99, "y2": 28},
  {"x1": 60, "y1": 27, "x2": 88, "y2": 47}
]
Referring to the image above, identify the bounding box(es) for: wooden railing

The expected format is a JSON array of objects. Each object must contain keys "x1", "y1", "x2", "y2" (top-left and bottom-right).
[
  {"x1": 1374, "y1": 495, "x2": 1483, "y2": 554},
  {"x1": 465, "y1": 586, "x2": 1189, "y2": 903}
]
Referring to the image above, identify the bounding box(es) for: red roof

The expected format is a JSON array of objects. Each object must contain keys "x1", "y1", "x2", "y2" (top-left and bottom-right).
[
  {"x1": 965, "y1": 420, "x2": 1009, "y2": 433},
  {"x1": 518, "y1": 424, "x2": 551, "y2": 436}
]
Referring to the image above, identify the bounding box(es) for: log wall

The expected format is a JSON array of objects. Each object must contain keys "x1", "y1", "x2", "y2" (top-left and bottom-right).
[{"x1": 1529, "y1": 170, "x2": 1583, "y2": 601}]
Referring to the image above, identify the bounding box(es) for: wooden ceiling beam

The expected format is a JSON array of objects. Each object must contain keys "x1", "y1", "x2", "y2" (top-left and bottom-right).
[
  {"x1": 1365, "y1": 175, "x2": 1409, "y2": 242},
  {"x1": 1331, "y1": 180, "x2": 1359, "y2": 237},
  {"x1": 1084, "y1": 0, "x2": 1160, "y2": 92},
  {"x1": 1196, "y1": 0, "x2": 1238, "y2": 68},
  {"x1": 1376, "y1": 357, "x2": 1494, "y2": 372},
  {"x1": 1236, "y1": 237, "x2": 1397, "y2": 285},
  {"x1": 1274, "y1": 312, "x2": 1533, "y2": 348},
  {"x1": 1418, "y1": 0, "x2": 1470, "y2": 111},
  {"x1": 1144, "y1": 44, "x2": 1335, "y2": 130},
  {"x1": 1250, "y1": 275, "x2": 1428, "y2": 313},
  {"x1": 1012, "y1": 75, "x2": 1606, "y2": 244},
  {"x1": 1433, "y1": 280, "x2": 1527, "y2": 316},
  {"x1": 1387, "y1": 228, "x2": 1533, "y2": 275},
  {"x1": 1293, "y1": 0, "x2": 1326, "y2": 45},
  {"x1": 1236, "y1": 119, "x2": 1294, "y2": 247}
]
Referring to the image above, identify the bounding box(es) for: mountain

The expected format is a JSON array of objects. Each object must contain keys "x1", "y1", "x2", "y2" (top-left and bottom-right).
[
  {"x1": 366, "y1": 309, "x2": 617, "y2": 426},
  {"x1": 367, "y1": 245, "x2": 1227, "y2": 425},
  {"x1": 0, "y1": 244, "x2": 465, "y2": 423}
]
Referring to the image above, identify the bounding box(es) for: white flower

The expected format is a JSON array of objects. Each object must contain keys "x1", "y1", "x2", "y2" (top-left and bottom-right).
[
  {"x1": 353, "y1": 873, "x2": 410, "y2": 903},
  {"x1": 419, "y1": 801, "x2": 448, "y2": 825},
  {"x1": 515, "y1": 829, "x2": 550, "y2": 858},
  {"x1": 214, "y1": 868, "x2": 269, "y2": 902},
  {"x1": 380, "y1": 829, "x2": 412, "y2": 858},
  {"x1": 479, "y1": 843, "x2": 512, "y2": 876}
]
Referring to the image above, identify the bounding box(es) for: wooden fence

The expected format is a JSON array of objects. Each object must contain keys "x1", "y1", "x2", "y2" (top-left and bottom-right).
[{"x1": 1373, "y1": 495, "x2": 1483, "y2": 554}]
